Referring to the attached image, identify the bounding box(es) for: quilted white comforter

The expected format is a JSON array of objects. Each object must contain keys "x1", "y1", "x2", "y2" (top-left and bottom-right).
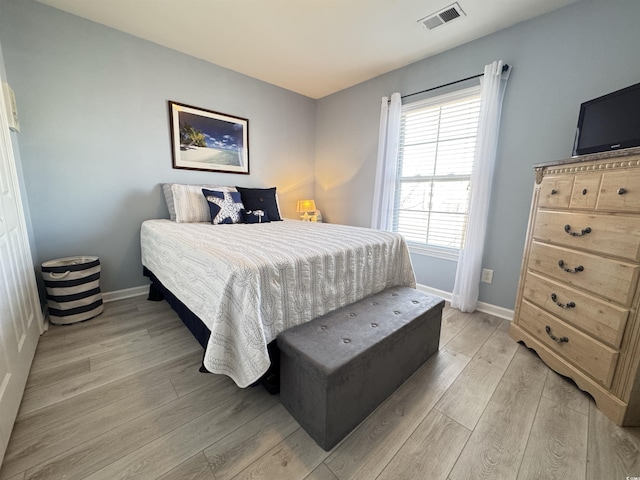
[{"x1": 140, "y1": 219, "x2": 416, "y2": 387}]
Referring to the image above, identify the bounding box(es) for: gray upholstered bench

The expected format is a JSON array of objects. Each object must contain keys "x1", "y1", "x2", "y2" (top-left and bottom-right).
[{"x1": 277, "y1": 286, "x2": 444, "y2": 451}]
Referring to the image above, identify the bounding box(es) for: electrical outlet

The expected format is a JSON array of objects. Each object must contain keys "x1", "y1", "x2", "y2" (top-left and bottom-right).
[{"x1": 481, "y1": 268, "x2": 494, "y2": 284}]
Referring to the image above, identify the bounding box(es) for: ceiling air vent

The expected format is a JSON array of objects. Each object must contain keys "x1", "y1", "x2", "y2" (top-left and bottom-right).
[{"x1": 418, "y1": 2, "x2": 466, "y2": 30}]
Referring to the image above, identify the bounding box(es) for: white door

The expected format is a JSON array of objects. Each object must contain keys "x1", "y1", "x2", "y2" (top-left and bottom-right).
[{"x1": 0, "y1": 85, "x2": 42, "y2": 465}]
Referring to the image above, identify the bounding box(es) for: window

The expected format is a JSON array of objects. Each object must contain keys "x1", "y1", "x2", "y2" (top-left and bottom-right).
[{"x1": 393, "y1": 86, "x2": 481, "y2": 259}]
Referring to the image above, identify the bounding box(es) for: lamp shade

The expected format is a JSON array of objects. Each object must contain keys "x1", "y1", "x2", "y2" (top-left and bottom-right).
[{"x1": 296, "y1": 199, "x2": 317, "y2": 213}]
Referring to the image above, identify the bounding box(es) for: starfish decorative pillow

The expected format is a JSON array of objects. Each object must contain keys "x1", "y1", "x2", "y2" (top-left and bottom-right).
[{"x1": 202, "y1": 189, "x2": 244, "y2": 225}]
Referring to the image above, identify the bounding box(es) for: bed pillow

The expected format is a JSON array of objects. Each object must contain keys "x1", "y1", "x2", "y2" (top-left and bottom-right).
[
  {"x1": 240, "y1": 209, "x2": 270, "y2": 224},
  {"x1": 202, "y1": 189, "x2": 244, "y2": 225},
  {"x1": 235, "y1": 186, "x2": 282, "y2": 221},
  {"x1": 161, "y1": 184, "x2": 178, "y2": 221},
  {"x1": 169, "y1": 184, "x2": 236, "y2": 222}
]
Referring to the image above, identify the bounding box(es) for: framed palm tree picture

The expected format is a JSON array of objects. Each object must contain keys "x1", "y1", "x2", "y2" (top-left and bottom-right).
[{"x1": 169, "y1": 101, "x2": 249, "y2": 174}]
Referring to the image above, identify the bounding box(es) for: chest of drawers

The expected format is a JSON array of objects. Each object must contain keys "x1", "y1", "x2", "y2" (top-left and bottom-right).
[{"x1": 510, "y1": 150, "x2": 640, "y2": 426}]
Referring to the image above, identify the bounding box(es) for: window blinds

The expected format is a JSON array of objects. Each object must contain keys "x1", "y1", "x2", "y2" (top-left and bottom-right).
[{"x1": 394, "y1": 88, "x2": 481, "y2": 251}]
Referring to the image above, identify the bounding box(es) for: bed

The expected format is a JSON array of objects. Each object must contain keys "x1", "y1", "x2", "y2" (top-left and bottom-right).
[{"x1": 140, "y1": 189, "x2": 415, "y2": 388}]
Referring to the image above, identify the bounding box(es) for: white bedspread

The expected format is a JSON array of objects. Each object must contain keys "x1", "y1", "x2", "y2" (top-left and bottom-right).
[{"x1": 140, "y1": 219, "x2": 416, "y2": 387}]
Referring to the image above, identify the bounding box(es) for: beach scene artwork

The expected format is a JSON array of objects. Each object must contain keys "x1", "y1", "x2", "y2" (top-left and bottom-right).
[{"x1": 169, "y1": 102, "x2": 249, "y2": 174}]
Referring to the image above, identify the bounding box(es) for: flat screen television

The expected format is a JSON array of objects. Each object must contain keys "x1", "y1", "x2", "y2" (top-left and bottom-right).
[{"x1": 573, "y1": 81, "x2": 640, "y2": 156}]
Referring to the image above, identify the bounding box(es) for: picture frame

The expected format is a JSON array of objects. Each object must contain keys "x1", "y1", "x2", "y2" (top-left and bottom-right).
[{"x1": 168, "y1": 101, "x2": 249, "y2": 174}]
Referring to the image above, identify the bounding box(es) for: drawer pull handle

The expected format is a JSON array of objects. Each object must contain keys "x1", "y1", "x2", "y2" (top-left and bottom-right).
[
  {"x1": 550, "y1": 189, "x2": 558, "y2": 195},
  {"x1": 558, "y1": 260, "x2": 584, "y2": 273},
  {"x1": 582, "y1": 188, "x2": 587, "y2": 195},
  {"x1": 564, "y1": 224, "x2": 591, "y2": 236},
  {"x1": 618, "y1": 187, "x2": 627, "y2": 195},
  {"x1": 545, "y1": 325, "x2": 569, "y2": 344},
  {"x1": 551, "y1": 293, "x2": 575, "y2": 309}
]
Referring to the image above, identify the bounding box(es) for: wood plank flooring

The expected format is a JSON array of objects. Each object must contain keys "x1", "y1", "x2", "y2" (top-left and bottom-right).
[{"x1": 1, "y1": 295, "x2": 639, "y2": 480}]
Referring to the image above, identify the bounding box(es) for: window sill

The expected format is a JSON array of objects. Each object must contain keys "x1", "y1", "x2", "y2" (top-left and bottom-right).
[{"x1": 407, "y1": 243, "x2": 459, "y2": 261}]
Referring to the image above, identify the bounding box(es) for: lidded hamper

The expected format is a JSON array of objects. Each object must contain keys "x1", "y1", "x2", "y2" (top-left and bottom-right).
[{"x1": 41, "y1": 256, "x2": 104, "y2": 325}]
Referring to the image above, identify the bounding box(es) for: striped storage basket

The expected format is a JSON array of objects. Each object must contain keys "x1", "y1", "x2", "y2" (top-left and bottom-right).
[{"x1": 41, "y1": 256, "x2": 104, "y2": 325}]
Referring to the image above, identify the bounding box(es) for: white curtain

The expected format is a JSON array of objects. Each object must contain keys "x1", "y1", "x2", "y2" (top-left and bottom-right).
[
  {"x1": 451, "y1": 60, "x2": 511, "y2": 312},
  {"x1": 371, "y1": 92, "x2": 401, "y2": 230}
]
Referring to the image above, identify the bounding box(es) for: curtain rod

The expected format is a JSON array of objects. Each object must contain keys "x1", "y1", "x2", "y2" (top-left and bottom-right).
[{"x1": 400, "y1": 63, "x2": 510, "y2": 101}]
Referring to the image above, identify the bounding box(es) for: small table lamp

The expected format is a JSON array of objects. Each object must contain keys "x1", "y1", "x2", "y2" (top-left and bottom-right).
[{"x1": 297, "y1": 199, "x2": 317, "y2": 221}]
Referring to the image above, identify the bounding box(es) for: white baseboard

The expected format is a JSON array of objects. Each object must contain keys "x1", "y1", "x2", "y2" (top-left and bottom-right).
[
  {"x1": 102, "y1": 285, "x2": 148, "y2": 303},
  {"x1": 416, "y1": 283, "x2": 513, "y2": 321},
  {"x1": 101, "y1": 282, "x2": 514, "y2": 320}
]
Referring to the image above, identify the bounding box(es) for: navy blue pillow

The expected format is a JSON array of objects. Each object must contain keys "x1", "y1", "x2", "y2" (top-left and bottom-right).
[
  {"x1": 235, "y1": 186, "x2": 282, "y2": 221},
  {"x1": 202, "y1": 189, "x2": 244, "y2": 224},
  {"x1": 240, "y1": 209, "x2": 270, "y2": 224}
]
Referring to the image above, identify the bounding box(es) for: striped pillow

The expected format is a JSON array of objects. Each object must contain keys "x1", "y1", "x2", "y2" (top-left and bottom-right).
[{"x1": 166, "y1": 184, "x2": 236, "y2": 222}]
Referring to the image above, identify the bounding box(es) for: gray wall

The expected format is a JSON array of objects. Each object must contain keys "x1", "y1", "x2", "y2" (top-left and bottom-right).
[
  {"x1": 0, "y1": 0, "x2": 316, "y2": 293},
  {"x1": 314, "y1": 0, "x2": 640, "y2": 309},
  {"x1": 2, "y1": 0, "x2": 640, "y2": 309}
]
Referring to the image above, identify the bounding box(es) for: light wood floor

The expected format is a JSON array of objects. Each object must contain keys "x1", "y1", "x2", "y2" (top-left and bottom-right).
[{"x1": 1, "y1": 295, "x2": 639, "y2": 480}]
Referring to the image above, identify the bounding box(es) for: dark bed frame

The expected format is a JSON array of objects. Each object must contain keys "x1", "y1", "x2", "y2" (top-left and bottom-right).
[{"x1": 142, "y1": 266, "x2": 280, "y2": 392}]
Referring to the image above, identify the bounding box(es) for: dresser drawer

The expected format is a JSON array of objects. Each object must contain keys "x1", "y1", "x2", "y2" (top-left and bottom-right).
[
  {"x1": 528, "y1": 241, "x2": 639, "y2": 306},
  {"x1": 570, "y1": 173, "x2": 601, "y2": 209},
  {"x1": 597, "y1": 170, "x2": 640, "y2": 212},
  {"x1": 532, "y1": 210, "x2": 640, "y2": 261},
  {"x1": 538, "y1": 176, "x2": 573, "y2": 208},
  {"x1": 521, "y1": 272, "x2": 628, "y2": 348},
  {"x1": 518, "y1": 300, "x2": 619, "y2": 387}
]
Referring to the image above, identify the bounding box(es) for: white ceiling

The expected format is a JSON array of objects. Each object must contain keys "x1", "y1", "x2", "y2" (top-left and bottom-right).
[{"x1": 35, "y1": 0, "x2": 578, "y2": 99}]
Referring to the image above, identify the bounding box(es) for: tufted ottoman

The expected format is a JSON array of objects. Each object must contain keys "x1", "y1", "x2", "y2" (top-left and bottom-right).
[{"x1": 277, "y1": 286, "x2": 444, "y2": 450}]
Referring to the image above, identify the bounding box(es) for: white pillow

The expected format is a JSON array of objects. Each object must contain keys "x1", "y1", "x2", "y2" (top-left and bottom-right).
[
  {"x1": 161, "y1": 183, "x2": 178, "y2": 221},
  {"x1": 166, "y1": 184, "x2": 236, "y2": 223}
]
